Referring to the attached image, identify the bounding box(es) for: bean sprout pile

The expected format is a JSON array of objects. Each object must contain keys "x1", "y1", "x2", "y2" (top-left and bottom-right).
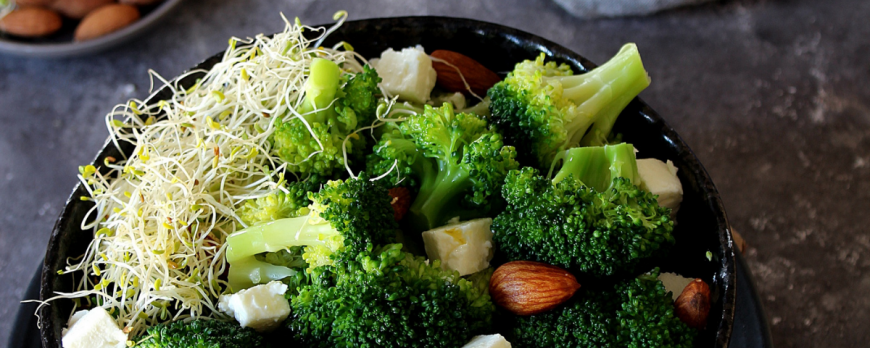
[{"x1": 41, "y1": 12, "x2": 372, "y2": 335}]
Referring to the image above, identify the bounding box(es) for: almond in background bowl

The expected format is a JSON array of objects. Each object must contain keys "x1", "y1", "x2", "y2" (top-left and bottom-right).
[{"x1": 73, "y1": 4, "x2": 140, "y2": 41}]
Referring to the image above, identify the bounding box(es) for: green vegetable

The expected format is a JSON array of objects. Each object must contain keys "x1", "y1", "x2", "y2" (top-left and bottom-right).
[
  {"x1": 488, "y1": 44, "x2": 649, "y2": 169},
  {"x1": 367, "y1": 103, "x2": 519, "y2": 231},
  {"x1": 549, "y1": 142, "x2": 640, "y2": 191},
  {"x1": 236, "y1": 179, "x2": 322, "y2": 226},
  {"x1": 134, "y1": 319, "x2": 267, "y2": 348},
  {"x1": 492, "y1": 143, "x2": 673, "y2": 276},
  {"x1": 287, "y1": 244, "x2": 495, "y2": 348},
  {"x1": 506, "y1": 269, "x2": 696, "y2": 348},
  {"x1": 270, "y1": 61, "x2": 381, "y2": 177},
  {"x1": 225, "y1": 175, "x2": 397, "y2": 290}
]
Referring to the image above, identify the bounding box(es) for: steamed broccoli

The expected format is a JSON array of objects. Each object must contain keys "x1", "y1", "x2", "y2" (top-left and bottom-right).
[
  {"x1": 488, "y1": 44, "x2": 650, "y2": 169},
  {"x1": 366, "y1": 103, "x2": 519, "y2": 231},
  {"x1": 507, "y1": 270, "x2": 696, "y2": 348},
  {"x1": 134, "y1": 319, "x2": 267, "y2": 348},
  {"x1": 270, "y1": 60, "x2": 381, "y2": 177},
  {"x1": 236, "y1": 179, "x2": 322, "y2": 226},
  {"x1": 225, "y1": 175, "x2": 397, "y2": 290},
  {"x1": 492, "y1": 143, "x2": 674, "y2": 277},
  {"x1": 287, "y1": 244, "x2": 495, "y2": 348}
]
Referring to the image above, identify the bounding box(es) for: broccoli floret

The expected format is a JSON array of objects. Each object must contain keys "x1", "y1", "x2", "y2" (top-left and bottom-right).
[
  {"x1": 236, "y1": 179, "x2": 321, "y2": 226},
  {"x1": 488, "y1": 44, "x2": 650, "y2": 169},
  {"x1": 367, "y1": 103, "x2": 519, "y2": 231},
  {"x1": 506, "y1": 270, "x2": 696, "y2": 348},
  {"x1": 270, "y1": 59, "x2": 381, "y2": 177},
  {"x1": 612, "y1": 272, "x2": 697, "y2": 348},
  {"x1": 134, "y1": 319, "x2": 267, "y2": 348},
  {"x1": 506, "y1": 288, "x2": 615, "y2": 347},
  {"x1": 287, "y1": 244, "x2": 495, "y2": 348},
  {"x1": 492, "y1": 143, "x2": 673, "y2": 277},
  {"x1": 225, "y1": 175, "x2": 397, "y2": 290},
  {"x1": 335, "y1": 64, "x2": 382, "y2": 129}
]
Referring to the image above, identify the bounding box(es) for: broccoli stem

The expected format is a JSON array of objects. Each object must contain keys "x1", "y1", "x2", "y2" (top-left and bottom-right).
[
  {"x1": 299, "y1": 58, "x2": 341, "y2": 123},
  {"x1": 459, "y1": 97, "x2": 492, "y2": 117},
  {"x1": 550, "y1": 44, "x2": 650, "y2": 147},
  {"x1": 225, "y1": 215, "x2": 338, "y2": 263},
  {"x1": 550, "y1": 143, "x2": 639, "y2": 192},
  {"x1": 407, "y1": 164, "x2": 472, "y2": 230},
  {"x1": 579, "y1": 73, "x2": 650, "y2": 147},
  {"x1": 228, "y1": 256, "x2": 298, "y2": 292}
]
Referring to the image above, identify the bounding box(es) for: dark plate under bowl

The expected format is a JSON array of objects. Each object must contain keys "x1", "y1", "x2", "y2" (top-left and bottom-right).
[{"x1": 39, "y1": 16, "x2": 736, "y2": 348}]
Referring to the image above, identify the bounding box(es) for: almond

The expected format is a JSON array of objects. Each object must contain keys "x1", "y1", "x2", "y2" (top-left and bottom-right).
[
  {"x1": 674, "y1": 278, "x2": 711, "y2": 329},
  {"x1": 74, "y1": 4, "x2": 140, "y2": 42},
  {"x1": 430, "y1": 50, "x2": 501, "y2": 97},
  {"x1": 0, "y1": 7, "x2": 62, "y2": 38},
  {"x1": 53, "y1": 0, "x2": 114, "y2": 19},
  {"x1": 388, "y1": 187, "x2": 411, "y2": 221},
  {"x1": 119, "y1": 0, "x2": 164, "y2": 4},
  {"x1": 15, "y1": 0, "x2": 56, "y2": 7},
  {"x1": 489, "y1": 261, "x2": 581, "y2": 316}
]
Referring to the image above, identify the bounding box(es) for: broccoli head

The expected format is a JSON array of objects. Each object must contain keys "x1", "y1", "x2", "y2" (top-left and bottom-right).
[
  {"x1": 488, "y1": 44, "x2": 650, "y2": 169},
  {"x1": 506, "y1": 270, "x2": 696, "y2": 348},
  {"x1": 134, "y1": 319, "x2": 267, "y2": 348},
  {"x1": 225, "y1": 175, "x2": 397, "y2": 290},
  {"x1": 270, "y1": 59, "x2": 381, "y2": 177},
  {"x1": 492, "y1": 143, "x2": 674, "y2": 277},
  {"x1": 367, "y1": 103, "x2": 519, "y2": 231},
  {"x1": 287, "y1": 244, "x2": 495, "y2": 348},
  {"x1": 236, "y1": 179, "x2": 322, "y2": 226}
]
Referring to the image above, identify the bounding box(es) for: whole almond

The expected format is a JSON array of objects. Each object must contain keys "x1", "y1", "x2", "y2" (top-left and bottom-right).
[
  {"x1": 74, "y1": 4, "x2": 140, "y2": 42},
  {"x1": 15, "y1": 0, "x2": 56, "y2": 7},
  {"x1": 430, "y1": 50, "x2": 501, "y2": 97},
  {"x1": 490, "y1": 261, "x2": 581, "y2": 316},
  {"x1": 53, "y1": 0, "x2": 114, "y2": 19},
  {"x1": 674, "y1": 278, "x2": 711, "y2": 329},
  {"x1": 0, "y1": 7, "x2": 62, "y2": 38},
  {"x1": 119, "y1": 0, "x2": 164, "y2": 4}
]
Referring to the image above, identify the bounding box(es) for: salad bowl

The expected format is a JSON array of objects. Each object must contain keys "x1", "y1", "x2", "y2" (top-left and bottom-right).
[{"x1": 39, "y1": 16, "x2": 736, "y2": 348}]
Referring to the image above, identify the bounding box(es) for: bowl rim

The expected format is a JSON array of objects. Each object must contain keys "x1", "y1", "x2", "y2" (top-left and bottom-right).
[
  {"x1": 39, "y1": 15, "x2": 736, "y2": 347},
  {"x1": 0, "y1": 0, "x2": 183, "y2": 58}
]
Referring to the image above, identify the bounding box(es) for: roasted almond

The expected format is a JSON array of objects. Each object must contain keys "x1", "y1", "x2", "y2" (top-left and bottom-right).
[
  {"x1": 674, "y1": 278, "x2": 711, "y2": 329},
  {"x1": 15, "y1": 0, "x2": 56, "y2": 7},
  {"x1": 388, "y1": 187, "x2": 411, "y2": 221},
  {"x1": 0, "y1": 7, "x2": 62, "y2": 38},
  {"x1": 74, "y1": 4, "x2": 140, "y2": 42},
  {"x1": 489, "y1": 261, "x2": 581, "y2": 316},
  {"x1": 119, "y1": 0, "x2": 164, "y2": 4},
  {"x1": 430, "y1": 49, "x2": 501, "y2": 97},
  {"x1": 52, "y1": 0, "x2": 114, "y2": 19}
]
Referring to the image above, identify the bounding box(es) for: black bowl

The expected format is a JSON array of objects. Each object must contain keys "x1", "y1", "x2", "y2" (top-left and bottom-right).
[{"x1": 39, "y1": 16, "x2": 736, "y2": 348}]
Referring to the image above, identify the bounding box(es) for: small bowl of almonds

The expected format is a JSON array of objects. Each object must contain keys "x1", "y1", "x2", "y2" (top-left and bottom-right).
[{"x1": 0, "y1": 0, "x2": 181, "y2": 58}]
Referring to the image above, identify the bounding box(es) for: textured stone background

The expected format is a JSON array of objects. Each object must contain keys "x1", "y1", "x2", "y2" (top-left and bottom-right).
[{"x1": 1, "y1": 0, "x2": 868, "y2": 347}]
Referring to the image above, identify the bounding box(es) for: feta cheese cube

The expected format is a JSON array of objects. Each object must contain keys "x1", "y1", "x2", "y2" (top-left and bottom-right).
[
  {"x1": 218, "y1": 281, "x2": 290, "y2": 332},
  {"x1": 61, "y1": 307, "x2": 128, "y2": 348},
  {"x1": 657, "y1": 272, "x2": 694, "y2": 301},
  {"x1": 462, "y1": 334, "x2": 512, "y2": 348},
  {"x1": 637, "y1": 158, "x2": 683, "y2": 215},
  {"x1": 370, "y1": 46, "x2": 437, "y2": 104},
  {"x1": 422, "y1": 218, "x2": 494, "y2": 276}
]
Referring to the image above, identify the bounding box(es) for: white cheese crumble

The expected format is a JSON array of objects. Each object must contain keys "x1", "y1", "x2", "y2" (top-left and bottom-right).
[
  {"x1": 61, "y1": 307, "x2": 128, "y2": 348},
  {"x1": 637, "y1": 158, "x2": 683, "y2": 215},
  {"x1": 422, "y1": 218, "x2": 494, "y2": 276},
  {"x1": 370, "y1": 45, "x2": 437, "y2": 104},
  {"x1": 218, "y1": 281, "x2": 290, "y2": 332},
  {"x1": 462, "y1": 334, "x2": 513, "y2": 348}
]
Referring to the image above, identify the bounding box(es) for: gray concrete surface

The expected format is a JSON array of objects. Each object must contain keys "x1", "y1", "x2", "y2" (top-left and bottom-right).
[{"x1": 1, "y1": 0, "x2": 867, "y2": 347}]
